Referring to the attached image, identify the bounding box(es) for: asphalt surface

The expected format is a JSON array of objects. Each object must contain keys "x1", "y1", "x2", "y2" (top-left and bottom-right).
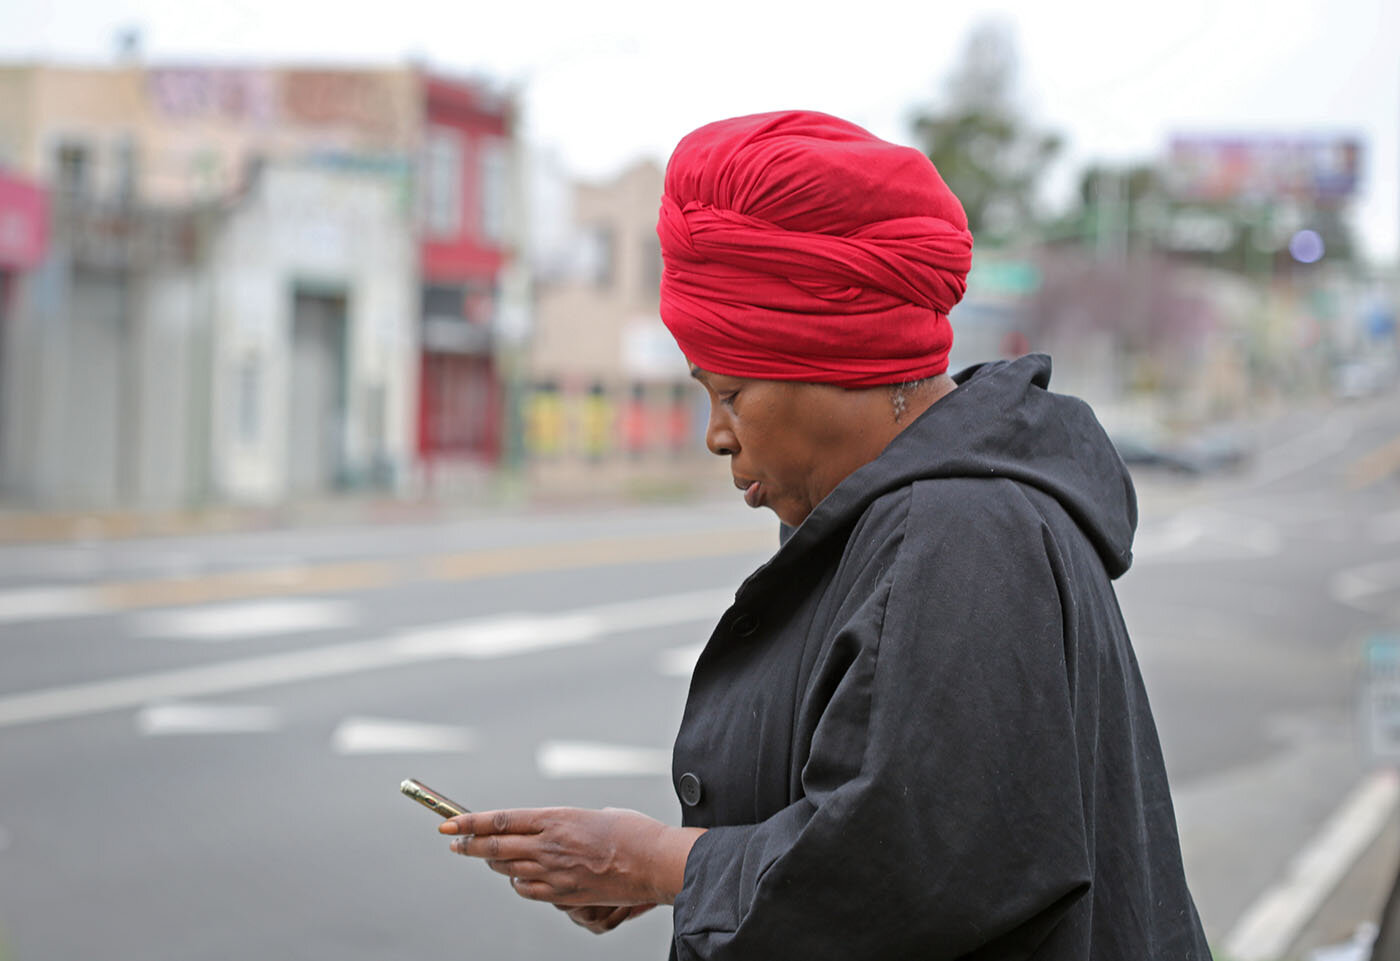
[{"x1": 0, "y1": 390, "x2": 1397, "y2": 960}]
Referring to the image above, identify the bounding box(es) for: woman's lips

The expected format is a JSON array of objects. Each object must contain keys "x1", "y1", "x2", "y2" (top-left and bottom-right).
[{"x1": 743, "y1": 480, "x2": 762, "y2": 509}]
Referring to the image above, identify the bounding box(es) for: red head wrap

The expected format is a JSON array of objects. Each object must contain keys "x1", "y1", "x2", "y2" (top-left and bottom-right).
[{"x1": 657, "y1": 110, "x2": 973, "y2": 387}]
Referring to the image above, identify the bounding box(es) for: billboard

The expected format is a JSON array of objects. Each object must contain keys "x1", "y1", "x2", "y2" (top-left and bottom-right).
[{"x1": 1166, "y1": 135, "x2": 1362, "y2": 203}]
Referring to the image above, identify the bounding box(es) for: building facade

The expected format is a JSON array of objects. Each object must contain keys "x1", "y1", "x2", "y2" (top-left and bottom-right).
[
  {"x1": 0, "y1": 169, "x2": 48, "y2": 501},
  {"x1": 208, "y1": 161, "x2": 417, "y2": 503},
  {"x1": 0, "y1": 62, "x2": 518, "y2": 508},
  {"x1": 415, "y1": 75, "x2": 516, "y2": 486},
  {"x1": 527, "y1": 161, "x2": 724, "y2": 497}
]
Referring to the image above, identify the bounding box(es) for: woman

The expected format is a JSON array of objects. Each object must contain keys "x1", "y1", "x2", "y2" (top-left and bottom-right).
[{"x1": 439, "y1": 110, "x2": 1210, "y2": 959}]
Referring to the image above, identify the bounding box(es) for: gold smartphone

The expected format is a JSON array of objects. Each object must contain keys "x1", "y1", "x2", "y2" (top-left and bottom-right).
[{"x1": 400, "y1": 778, "x2": 470, "y2": 818}]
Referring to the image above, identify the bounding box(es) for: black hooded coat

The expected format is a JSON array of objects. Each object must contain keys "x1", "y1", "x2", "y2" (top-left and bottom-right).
[{"x1": 668, "y1": 354, "x2": 1210, "y2": 960}]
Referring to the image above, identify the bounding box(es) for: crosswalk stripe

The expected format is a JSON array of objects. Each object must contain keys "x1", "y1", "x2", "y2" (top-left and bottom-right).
[
  {"x1": 0, "y1": 586, "x2": 104, "y2": 623},
  {"x1": 0, "y1": 527, "x2": 772, "y2": 625},
  {"x1": 0, "y1": 588, "x2": 733, "y2": 730},
  {"x1": 137, "y1": 701, "x2": 281, "y2": 735},
  {"x1": 132, "y1": 598, "x2": 358, "y2": 641},
  {"x1": 536, "y1": 741, "x2": 672, "y2": 778},
  {"x1": 331, "y1": 716, "x2": 478, "y2": 755}
]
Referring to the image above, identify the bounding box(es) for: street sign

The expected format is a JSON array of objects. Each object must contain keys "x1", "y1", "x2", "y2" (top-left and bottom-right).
[
  {"x1": 966, "y1": 259, "x2": 1041, "y2": 298},
  {"x1": 1364, "y1": 635, "x2": 1400, "y2": 761}
]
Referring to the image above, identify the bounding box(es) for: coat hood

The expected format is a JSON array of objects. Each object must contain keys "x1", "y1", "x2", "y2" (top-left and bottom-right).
[{"x1": 775, "y1": 353, "x2": 1137, "y2": 580}]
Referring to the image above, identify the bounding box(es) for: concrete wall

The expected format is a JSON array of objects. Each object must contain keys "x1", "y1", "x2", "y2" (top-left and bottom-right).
[
  {"x1": 523, "y1": 160, "x2": 726, "y2": 497},
  {"x1": 531, "y1": 161, "x2": 673, "y2": 388},
  {"x1": 135, "y1": 264, "x2": 202, "y2": 506},
  {"x1": 0, "y1": 252, "x2": 65, "y2": 502},
  {"x1": 0, "y1": 67, "x2": 35, "y2": 169},
  {"x1": 0, "y1": 249, "x2": 210, "y2": 509}
]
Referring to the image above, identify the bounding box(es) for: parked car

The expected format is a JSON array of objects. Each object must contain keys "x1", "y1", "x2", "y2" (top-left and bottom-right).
[
  {"x1": 1335, "y1": 359, "x2": 1395, "y2": 401},
  {"x1": 1111, "y1": 425, "x2": 1252, "y2": 476}
]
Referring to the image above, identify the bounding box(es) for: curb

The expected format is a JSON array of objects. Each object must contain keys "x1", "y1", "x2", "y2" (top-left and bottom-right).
[{"x1": 1223, "y1": 769, "x2": 1400, "y2": 961}]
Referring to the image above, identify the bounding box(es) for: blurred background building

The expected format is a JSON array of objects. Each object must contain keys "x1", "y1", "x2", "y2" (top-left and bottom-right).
[
  {"x1": 526, "y1": 160, "x2": 724, "y2": 501},
  {"x1": 0, "y1": 18, "x2": 1394, "y2": 514},
  {"x1": 1, "y1": 11, "x2": 1397, "y2": 961},
  {"x1": 0, "y1": 62, "x2": 520, "y2": 510},
  {"x1": 917, "y1": 21, "x2": 1396, "y2": 443}
]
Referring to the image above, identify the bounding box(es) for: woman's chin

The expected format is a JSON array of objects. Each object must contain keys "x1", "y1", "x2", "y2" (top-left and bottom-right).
[{"x1": 771, "y1": 502, "x2": 810, "y2": 529}]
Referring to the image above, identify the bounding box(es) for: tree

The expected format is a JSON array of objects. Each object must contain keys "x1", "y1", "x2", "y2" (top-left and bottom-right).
[{"x1": 910, "y1": 20, "x2": 1062, "y2": 243}]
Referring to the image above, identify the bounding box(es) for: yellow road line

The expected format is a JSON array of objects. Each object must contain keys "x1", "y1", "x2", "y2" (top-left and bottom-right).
[
  {"x1": 97, "y1": 562, "x2": 400, "y2": 611},
  {"x1": 86, "y1": 527, "x2": 775, "y2": 612},
  {"x1": 0, "y1": 508, "x2": 253, "y2": 544},
  {"x1": 424, "y1": 527, "x2": 776, "y2": 580},
  {"x1": 1347, "y1": 435, "x2": 1400, "y2": 490}
]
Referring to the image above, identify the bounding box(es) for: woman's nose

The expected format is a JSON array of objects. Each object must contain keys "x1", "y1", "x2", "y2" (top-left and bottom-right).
[{"x1": 705, "y1": 406, "x2": 738, "y2": 457}]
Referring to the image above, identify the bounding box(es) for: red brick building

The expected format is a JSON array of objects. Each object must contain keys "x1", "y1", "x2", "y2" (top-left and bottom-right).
[{"x1": 416, "y1": 75, "x2": 514, "y2": 471}]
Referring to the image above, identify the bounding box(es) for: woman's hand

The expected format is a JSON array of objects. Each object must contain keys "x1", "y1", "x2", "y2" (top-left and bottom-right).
[
  {"x1": 438, "y1": 807, "x2": 704, "y2": 907},
  {"x1": 555, "y1": 903, "x2": 657, "y2": 934}
]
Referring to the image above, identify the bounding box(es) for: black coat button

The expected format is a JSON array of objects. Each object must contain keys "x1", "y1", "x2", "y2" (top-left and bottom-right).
[
  {"x1": 679, "y1": 772, "x2": 703, "y2": 807},
  {"x1": 730, "y1": 613, "x2": 759, "y2": 636}
]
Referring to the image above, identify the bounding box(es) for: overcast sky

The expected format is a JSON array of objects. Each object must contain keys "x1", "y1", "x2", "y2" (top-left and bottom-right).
[{"x1": 4, "y1": 0, "x2": 1397, "y2": 262}]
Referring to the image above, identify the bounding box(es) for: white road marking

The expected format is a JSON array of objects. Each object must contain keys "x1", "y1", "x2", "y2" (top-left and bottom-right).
[
  {"x1": 656, "y1": 644, "x2": 705, "y2": 677},
  {"x1": 1374, "y1": 509, "x2": 1400, "y2": 544},
  {"x1": 331, "y1": 716, "x2": 478, "y2": 755},
  {"x1": 1136, "y1": 510, "x2": 1282, "y2": 563},
  {"x1": 136, "y1": 700, "x2": 281, "y2": 735},
  {"x1": 132, "y1": 598, "x2": 358, "y2": 641},
  {"x1": 0, "y1": 586, "x2": 104, "y2": 624},
  {"x1": 536, "y1": 741, "x2": 672, "y2": 779},
  {"x1": 393, "y1": 589, "x2": 732, "y2": 659},
  {"x1": 0, "y1": 588, "x2": 733, "y2": 730},
  {"x1": 1222, "y1": 768, "x2": 1400, "y2": 961},
  {"x1": 1330, "y1": 559, "x2": 1400, "y2": 614},
  {"x1": 1252, "y1": 414, "x2": 1355, "y2": 486},
  {"x1": 1214, "y1": 512, "x2": 1283, "y2": 557},
  {"x1": 1133, "y1": 515, "x2": 1204, "y2": 560}
]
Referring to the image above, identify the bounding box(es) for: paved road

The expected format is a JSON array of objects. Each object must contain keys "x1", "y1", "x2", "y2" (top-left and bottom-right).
[{"x1": 0, "y1": 390, "x2": 1396, "y2": 960}]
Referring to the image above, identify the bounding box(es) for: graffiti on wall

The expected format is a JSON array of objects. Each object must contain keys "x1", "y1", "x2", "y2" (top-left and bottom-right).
[
  {"x1": 282, "y1": 71, "x2": 400, "y2": 134},
  {"x1": 147, "y1": 69, "x2": 409, "y2": 139},
  {"x1": 148, "y1": 69, "x2": 278, "y2": 125}
]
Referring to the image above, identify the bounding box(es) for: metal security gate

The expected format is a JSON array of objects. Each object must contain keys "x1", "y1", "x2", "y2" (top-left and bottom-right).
[
  {"x1": 64, "y1": 268, "x2": 132, "y2": 505},
  {"x1": 286, "y1": 289, "x2": 348, "y2": 496}
]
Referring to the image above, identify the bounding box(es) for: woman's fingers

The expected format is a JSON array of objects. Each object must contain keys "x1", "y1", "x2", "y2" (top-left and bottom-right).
[
  {"x1": 509, "y1": 876, "x2": 555, "y2": 902},
  {"x1": 477, "y1": 859, "x2": 583, "y2": 902},
  {"x1": 575, "y1": 906, "x2": 629, "y2": 933},
  {"x1": 560, "y1": 904, "x2": 640, "y2": 934},
  {"x1": 480, "y1": 857, "x2": 543, "y2": 879},
  {"x1": 438, "y1": 806, "x2": 691, "y2": 906},
  {"x1": 439, "y1": 809, "x2": 546, "y2": 838},
  {"x1": 450, "y1": 832, "x2": 543, "y2": 861}
]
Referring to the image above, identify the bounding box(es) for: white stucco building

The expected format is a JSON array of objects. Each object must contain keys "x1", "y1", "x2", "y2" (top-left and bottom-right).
[{"x1": 207, "y1": 162, "x2": 418, "y2": 503}]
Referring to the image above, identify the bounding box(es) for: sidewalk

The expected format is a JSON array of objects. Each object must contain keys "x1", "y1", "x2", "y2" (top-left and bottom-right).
[
  {"x1": 0, "y1": 496, "x2": 467, "y2": 544},
  {"x1": 1288, "y1": 809, "x2": 1398, "y2": 959},
  {"x1": 0, "y1": 458, "x2": 736, "y2": 546}
]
